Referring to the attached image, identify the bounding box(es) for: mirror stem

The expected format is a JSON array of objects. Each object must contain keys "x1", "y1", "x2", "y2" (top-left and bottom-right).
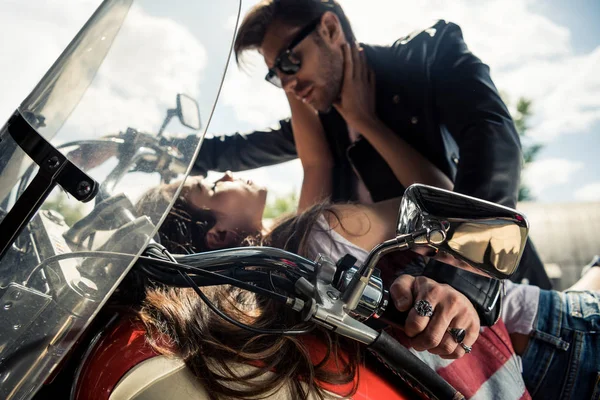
[
  {"x1": 342, "y1": 232, "x2": 421, "y2": 311},
  {"x1": 157, "y1": 108, "x2": 178, "y2": 137}
]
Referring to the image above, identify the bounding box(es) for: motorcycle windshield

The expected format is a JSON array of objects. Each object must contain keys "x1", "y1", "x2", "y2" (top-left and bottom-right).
[{"x1": 0, "y1": 0, "x2": 240, "y2": 398}]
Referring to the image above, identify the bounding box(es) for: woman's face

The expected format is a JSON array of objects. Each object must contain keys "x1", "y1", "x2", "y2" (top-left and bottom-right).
[{"x1": 180, "y1": 172, "x2": 268, "y2": 233}]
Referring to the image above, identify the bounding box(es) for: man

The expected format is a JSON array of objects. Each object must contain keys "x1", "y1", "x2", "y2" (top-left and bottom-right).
[
  {"x1": 195, "y1": 0, "x2": 513, "y2": 205},
  {"x1": 183, "y1": 0, "x2": 551, "y2": 290}
]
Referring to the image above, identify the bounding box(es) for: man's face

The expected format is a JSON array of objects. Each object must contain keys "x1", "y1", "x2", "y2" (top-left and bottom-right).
[{"x1": 261, "y1": 14, "x2": 345, "y2": 112}]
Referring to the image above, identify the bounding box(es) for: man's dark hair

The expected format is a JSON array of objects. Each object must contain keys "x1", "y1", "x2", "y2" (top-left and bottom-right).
[{"x1": 234, "y1": 0, "x2": 355, "y2": 64}]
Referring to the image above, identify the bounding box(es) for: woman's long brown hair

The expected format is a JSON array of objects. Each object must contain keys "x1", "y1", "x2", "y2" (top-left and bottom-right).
[{"x1": 138, "y1": 203, "x2": 361, "y2": 400}]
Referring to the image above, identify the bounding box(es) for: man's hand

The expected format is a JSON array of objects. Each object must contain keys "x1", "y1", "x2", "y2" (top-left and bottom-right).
[
  {"x1": 333, "y1": 43, "x2": 377, "y2": 131},
  {"x1": 390, "y1": 275, "x2": 480, "y2": 359}
]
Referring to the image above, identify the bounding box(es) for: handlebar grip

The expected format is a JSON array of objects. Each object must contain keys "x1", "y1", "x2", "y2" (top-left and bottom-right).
[
  {"x1": 378, "y1": 302, "x2": 410, "y2": 329},
  {"x1": 368, "y1": 330, "x2": 465, "y2": 400}
]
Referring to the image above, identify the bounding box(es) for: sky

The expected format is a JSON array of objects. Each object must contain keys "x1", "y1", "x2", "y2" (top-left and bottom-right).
[{"x1": 0, "y1": 0, "x2": 598, "y2": 205}]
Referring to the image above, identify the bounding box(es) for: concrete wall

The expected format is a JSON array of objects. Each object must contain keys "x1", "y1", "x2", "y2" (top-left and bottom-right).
[{"x1": 518, "y1": 202, "x2": 600, "y2": 290}]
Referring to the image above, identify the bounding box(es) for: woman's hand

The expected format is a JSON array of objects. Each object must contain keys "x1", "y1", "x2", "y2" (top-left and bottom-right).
[
  {"x1": 390, "y1": 275, "x2": 480, "y2": 359},
  {"x1": 333, "y1": 43, "x2": 377, "y2": 132}
]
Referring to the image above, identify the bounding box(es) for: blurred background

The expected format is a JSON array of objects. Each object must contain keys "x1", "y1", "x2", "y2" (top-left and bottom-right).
[{"x1": 1, "y1": 0, "x2": 598, "y2": 289}]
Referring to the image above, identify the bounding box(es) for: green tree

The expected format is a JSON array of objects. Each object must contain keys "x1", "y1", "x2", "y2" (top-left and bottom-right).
[
  {"x1": 41, "y1": 190, "x2": 86, "y2": 226},
  {"x1": 512, "y1": 97, "x2": 543, "y2": 201},
  {"x1": 263, "y1": 191, "x2": 298, "y2": 219}
]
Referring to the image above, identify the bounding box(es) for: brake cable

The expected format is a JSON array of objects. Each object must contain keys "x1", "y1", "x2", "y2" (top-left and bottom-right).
[{"x1": 177, "y1": 269, "x2": 315, "y2": 336}]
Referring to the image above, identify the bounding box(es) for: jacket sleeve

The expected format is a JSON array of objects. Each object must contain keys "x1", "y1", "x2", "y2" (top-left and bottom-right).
[
  {"x1": 431, "y1": 22, "x2": 522, "y2": 208},
  {"x1": 174, "y1": 118, "x2": 298, "y2": 175}
]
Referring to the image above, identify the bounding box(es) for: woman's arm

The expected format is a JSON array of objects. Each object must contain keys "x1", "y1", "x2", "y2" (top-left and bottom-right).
[
  {"x1": 287, "y1": 93, "x2": 334, "y2": 212},
  {"x1": 327, "y1": 199, "x2": 401, "y2": 252},
  {"x1": 357, "y1": 119, "x2": 454, "y2": 190}
]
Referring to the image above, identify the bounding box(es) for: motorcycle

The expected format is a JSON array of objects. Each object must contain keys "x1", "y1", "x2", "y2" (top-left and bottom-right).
[{"x1": 0, "y1": 1, "x2": 529, "y2": 399}]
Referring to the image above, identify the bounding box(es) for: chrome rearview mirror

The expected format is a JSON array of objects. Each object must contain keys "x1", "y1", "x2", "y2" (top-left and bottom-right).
[
  {"x1": 397, "y1": 184, "x2": 529, "y2": 279},
  {"x1": 342, "y1": 184, "x2": 528, "y2": 313}
]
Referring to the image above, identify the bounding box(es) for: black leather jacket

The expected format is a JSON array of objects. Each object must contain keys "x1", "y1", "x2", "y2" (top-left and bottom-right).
[{"x1": 192, "y1": 20, "x2": 521, "y2": 208}]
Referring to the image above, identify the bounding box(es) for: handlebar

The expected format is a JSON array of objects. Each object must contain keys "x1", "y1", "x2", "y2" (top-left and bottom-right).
[
  {"x1": 58, "y1": 128, "x2": 191, "y2": 203},
  {"x1": 137, "y1": 243, "x2": 464, "y2": 400}
]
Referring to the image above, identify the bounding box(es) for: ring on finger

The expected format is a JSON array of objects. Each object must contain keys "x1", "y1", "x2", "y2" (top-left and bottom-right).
[
  {"x1": 447, "y1": 328, "x2": 467, "y2": 344},
  {"x1": 414, "y1": 299, "x2": 434, "y2": 318},
  {"x1": 460, "y1": 343, "x2": 472, "y2": 354}
]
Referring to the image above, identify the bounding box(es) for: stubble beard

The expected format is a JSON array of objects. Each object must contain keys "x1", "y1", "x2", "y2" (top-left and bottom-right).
[{"x1": 312, "y1": 46, "x2": 343, "y2": 113}]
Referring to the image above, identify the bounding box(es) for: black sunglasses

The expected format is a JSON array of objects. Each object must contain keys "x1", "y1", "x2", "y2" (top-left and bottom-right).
[{"x1": 265, "y1": 17, "x2": 322, "y2": 88}]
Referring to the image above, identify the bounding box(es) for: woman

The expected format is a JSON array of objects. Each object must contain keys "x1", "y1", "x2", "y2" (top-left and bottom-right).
[
  {"x1": 135, "y1": 172, "x2": 600, "y2": 400},
  {"x1": 138, "y1": 180, "x2": 477, "y2": 398}
]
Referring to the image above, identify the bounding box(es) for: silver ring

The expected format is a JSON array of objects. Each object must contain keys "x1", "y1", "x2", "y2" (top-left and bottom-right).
[
  {"x1": 414, "y1": 299, "x2": 434, "y2": 318},
  {"x1": 447, "y1": 328, "x2": 466, "y2": 344},
  {"x1": 460, "y1": 343, "x2": 472, "y2": 354}
]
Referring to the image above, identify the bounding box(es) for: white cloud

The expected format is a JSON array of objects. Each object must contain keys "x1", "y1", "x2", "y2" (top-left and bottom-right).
[
  {"x1": 341, "y1": 0, "x2": 572, "y2": 69},
  {"x1": 0, "y1": 0, "x2": 99, "y2": 119},
  {"x1": 0, "y1": 1, "x2": 210, "y2": 142},
  {"x1": 575, "y1": 182, "x2": 600, "y2": 201},
  {"x1": 497, "y1": 47, "x2": 600, "y2": 142},
  {"x1": 523, "y1": 158, "x2": 584, "y2": 196},
  {"x1": 0, "y1": 1, "x2": 237, "y2": 204},
  {"x1": 2, "y1": 0, "x2": 596, "y2": 204},
  {"x1": 60, "y1": 4, "x2": 208, "y2": 140},
  {"x1": 220, "y1": 52, "x2": 290, "y2": 127},
  {"x1": 226, "y1": 13, "x2": 239, "y2": 32}
]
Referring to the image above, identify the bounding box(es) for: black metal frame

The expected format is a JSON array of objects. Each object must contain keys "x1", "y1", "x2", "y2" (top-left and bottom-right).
[{"x1": 0, "y1": 110, "x2": 98, "y2": 259}]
